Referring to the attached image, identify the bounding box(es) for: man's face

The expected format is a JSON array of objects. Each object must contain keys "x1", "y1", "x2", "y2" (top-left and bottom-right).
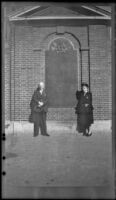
[{"x1": 40, "y1": 82, "x2": 44, "y2": 90}]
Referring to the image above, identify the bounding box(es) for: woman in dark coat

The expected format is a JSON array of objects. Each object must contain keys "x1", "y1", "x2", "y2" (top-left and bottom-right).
[
  {"x1": 75, "y1": 83, "x2": 94, "y2": 136},
  {"x1": 29, "y1": 82, "x2": 49, "y2": 137}
]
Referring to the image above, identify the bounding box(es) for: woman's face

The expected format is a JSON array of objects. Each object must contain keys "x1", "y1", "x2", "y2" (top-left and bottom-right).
[
  {"x1": 82, "y1": 86, "x2": 88, "y2": 93},
  {"x1": 39, "y1": 82, "x2": 44, "y2": 90}
]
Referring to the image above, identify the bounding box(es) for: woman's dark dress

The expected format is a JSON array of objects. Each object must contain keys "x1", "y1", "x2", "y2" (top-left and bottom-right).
[
  {"x1": 75, "y1": 90, "x2": 94, "y2": 132},
  {"x1": 29, "y1": 88, "x2": 48, "y2": 136}
]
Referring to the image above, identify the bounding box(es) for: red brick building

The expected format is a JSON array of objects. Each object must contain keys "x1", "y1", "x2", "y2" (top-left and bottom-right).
[{"x1": 3, "y1": 3, "x2": 112, "y2": 121}]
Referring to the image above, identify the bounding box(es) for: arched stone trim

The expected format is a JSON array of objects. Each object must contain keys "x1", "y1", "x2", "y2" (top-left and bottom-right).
[
  {"x1": 41, "y1": 32, "x2": 81, "y2": 51},
  {"x1": 41, "y1": 32, "x2": 81, "y2": 90},
  {"x1": 48, "y1": 37, "x2": 75, "y2": 51}
]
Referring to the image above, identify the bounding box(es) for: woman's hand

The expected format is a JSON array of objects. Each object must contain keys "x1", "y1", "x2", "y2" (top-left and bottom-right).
[
  {"x1": 38, "y1": 101, "x2": 44, "y2": 107},
  {"x1": 85, "y1": 104, "x2": 89, "y2": 107}
]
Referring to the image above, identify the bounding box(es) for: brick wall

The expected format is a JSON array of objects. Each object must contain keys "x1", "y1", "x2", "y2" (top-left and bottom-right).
[
  {"x1": 90, "y1": 25, "x2": 112, "y2": 120},
  {"x1": 5, "y1": 23, "x2": 111, "y2": 121}
]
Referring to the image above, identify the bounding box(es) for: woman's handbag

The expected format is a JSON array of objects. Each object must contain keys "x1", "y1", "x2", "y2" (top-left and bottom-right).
[
  {"x1": 75, "y1": 104, "x2": 80, "y2": 114},
  {"x1": 28, "y1": 112, "x2": 33, "y2": 123},
  {"x1": 33, "y1": 103, "x2": 48, "y2": 113},
  {"x1": 33, "y1": 105, "x2": 43, "y2": 112}
]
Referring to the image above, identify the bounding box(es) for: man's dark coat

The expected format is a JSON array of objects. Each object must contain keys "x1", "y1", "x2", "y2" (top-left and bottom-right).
[{"x1": 29, "y1": 88, "x2": 48, "y2": 123}]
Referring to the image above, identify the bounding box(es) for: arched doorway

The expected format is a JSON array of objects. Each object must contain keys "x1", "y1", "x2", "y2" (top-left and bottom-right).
[{"x1": 45, "y1": 37, "x2": 78, "y2": 108}]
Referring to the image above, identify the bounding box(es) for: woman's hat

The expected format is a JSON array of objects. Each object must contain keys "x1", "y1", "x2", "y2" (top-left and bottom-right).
[{"x1": 81, "y1": 82, "x2": 89, "y2": 88}]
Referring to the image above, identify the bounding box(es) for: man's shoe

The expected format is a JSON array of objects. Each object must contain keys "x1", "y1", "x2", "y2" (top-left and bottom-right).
[
  {"x1": 43, "y1": 133, "x2": 50, "y2": 136},
  {"x1": 33, "y1": 134, "x2": 38, "y2": 137}
]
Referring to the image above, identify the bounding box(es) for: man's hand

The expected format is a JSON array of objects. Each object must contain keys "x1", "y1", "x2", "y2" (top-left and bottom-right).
[{"x1": 85, "y1": 104, "x2": 89, "y2": 107}]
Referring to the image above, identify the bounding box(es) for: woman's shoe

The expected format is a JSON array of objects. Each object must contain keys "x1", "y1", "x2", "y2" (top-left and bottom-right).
[
  {"x1": 83, "y1": 130, "x2": 86, "y2": 136},
  {"x1": 77, "y1": 127, "x2": 83, "y2": 133},
  {"x1": 83, "y1": 129, "x2": 88, "y2": 136},
  {"x1": 86, "y1": 132, "x2": 92, "y2": 137}
]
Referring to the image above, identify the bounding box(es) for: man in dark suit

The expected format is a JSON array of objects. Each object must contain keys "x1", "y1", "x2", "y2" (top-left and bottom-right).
[{"x1": 30, "y1": 82, "x2": 49, "y2": 137}]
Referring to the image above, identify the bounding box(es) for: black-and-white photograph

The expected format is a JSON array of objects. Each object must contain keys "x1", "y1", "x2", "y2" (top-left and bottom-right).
[{"x1": 2, "y1": 1, "x2": 115, "y2": 199}]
